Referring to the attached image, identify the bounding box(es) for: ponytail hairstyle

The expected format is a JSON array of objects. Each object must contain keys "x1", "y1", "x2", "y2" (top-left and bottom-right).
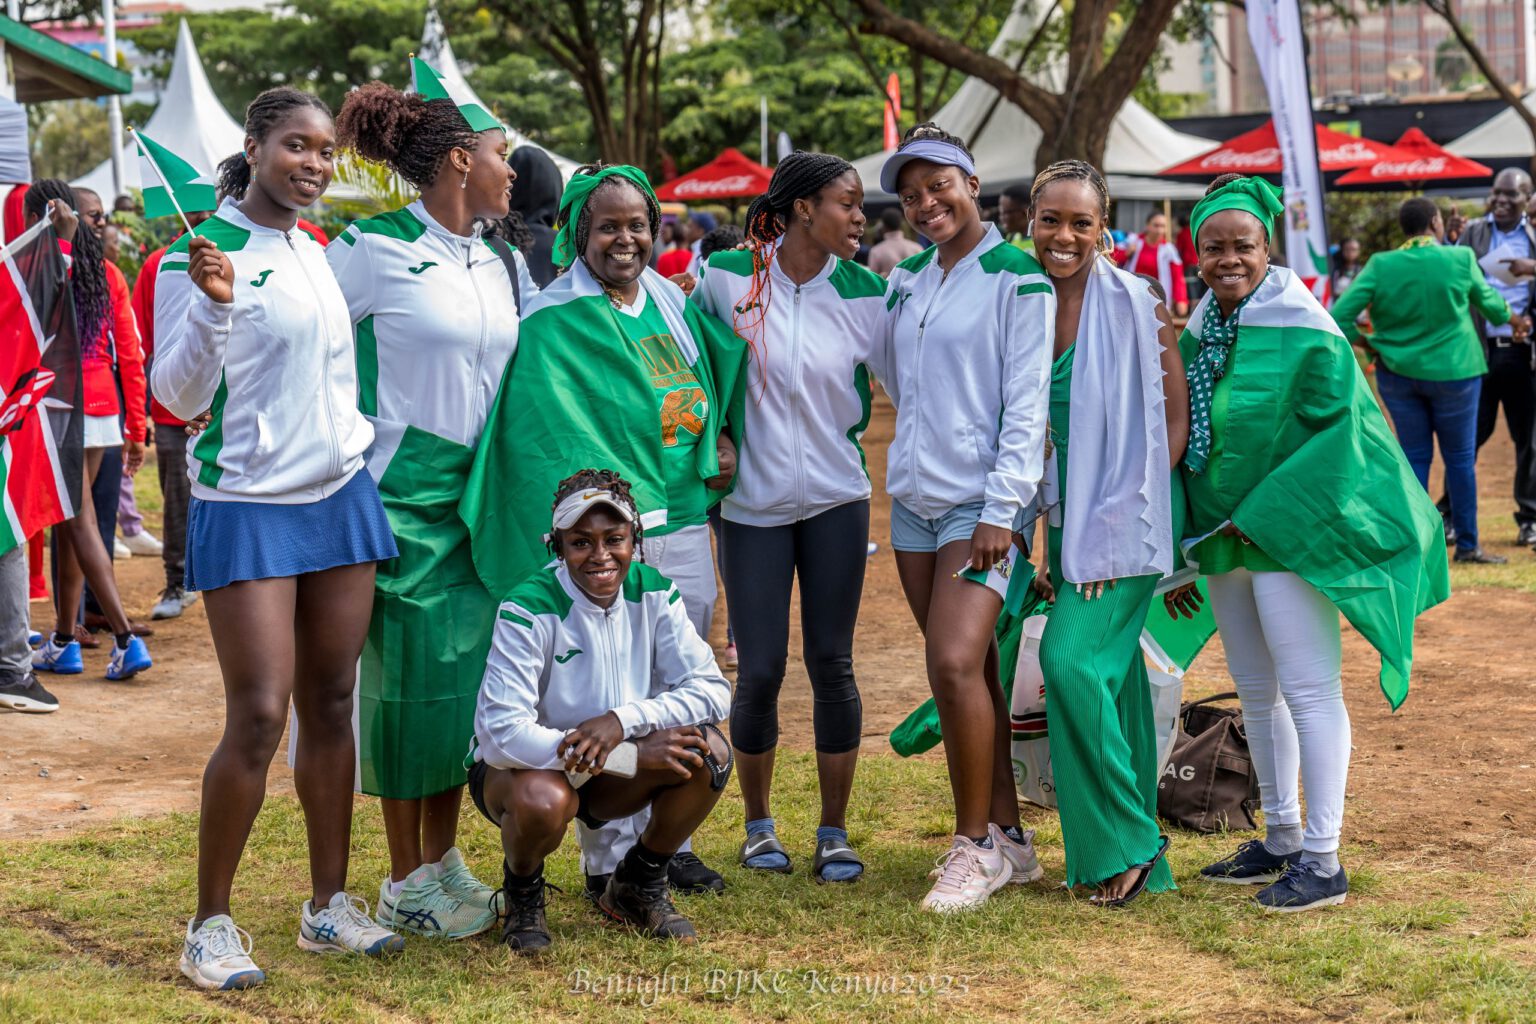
[
  {"x1": 24, "y1": 179, "x2": 110, "y2": 357},
  {"x1": 734, "y1": 152, "x2": 855, "y2": 364},
  {"x1": 548, "y1": 468, "x2": 645, "y2": 561},
  {"x1": 216, "y1": 87, "x2": 332, "y2": 201},
  {"x1": 335, "y1": 82, "x2": 478, "y2": 189},
  {"x1": 1029, "y1": 159, "x2": 1113, "y2": 254}
]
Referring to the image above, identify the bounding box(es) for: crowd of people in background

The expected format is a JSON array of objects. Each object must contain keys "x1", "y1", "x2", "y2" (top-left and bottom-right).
[{"x1": 0, "y1": 76, "x2": 1527, "y2": 996}]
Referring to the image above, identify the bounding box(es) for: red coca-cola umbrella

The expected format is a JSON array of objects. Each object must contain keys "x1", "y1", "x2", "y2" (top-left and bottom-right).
[
  {"x1": 1159, "y1": 119, "x2": 1407, "y2": 176},
  {"x1": 1334, "y1": 127, "x2": 1493, "y2": 185},
  {"x1": 654, "y1": 147, "x2": 772, "y2": 201}
]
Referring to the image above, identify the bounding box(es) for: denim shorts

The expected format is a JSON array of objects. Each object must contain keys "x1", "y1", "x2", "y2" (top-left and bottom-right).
[{"x1": 890, "y1": 499, "x2": 1031, "y2": 553}]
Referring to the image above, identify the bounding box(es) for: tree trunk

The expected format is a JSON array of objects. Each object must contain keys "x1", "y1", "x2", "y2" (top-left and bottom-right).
[{"x1": 1425, "y1": 0, "x2": 1536, "y2": 176}]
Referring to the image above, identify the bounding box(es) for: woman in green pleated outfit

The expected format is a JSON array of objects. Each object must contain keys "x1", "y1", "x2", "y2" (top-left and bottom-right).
[{"x1": 1028, "y1": 162, "x2": 1189, "y2": 906}]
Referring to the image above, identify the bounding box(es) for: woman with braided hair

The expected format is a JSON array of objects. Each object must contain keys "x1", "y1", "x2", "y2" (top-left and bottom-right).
[
  {"x1": 23, "y1": 180, "x2": 153, "y2": 682},
  {"x1": 326, "y1": 76, "x2": 531, "y2": 943},
  {"x1": 466, "y1": 467, "x2": 732, "y2": 952},
  {"x1": 1027, "y1": 160, "x2": 1188, "y2": 906},
  {"x1": 461, "y1": 162, "x2": 746, "y2": 902},
  {"x1": 880, "y1": 123, "x2": 1053, "y2": 912},
  {"x1": 154, "y1": 86, "x2": 403, "y2": 989},
  {"x1": 688, "y1": 151, "x2": 885, "y2": 882}
]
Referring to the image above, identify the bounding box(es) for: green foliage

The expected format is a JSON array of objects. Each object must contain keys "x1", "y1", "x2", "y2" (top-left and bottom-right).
[
  {"x1": 26, "y1": 100, "x2": 110, "y2": 182},
  {"x1": 124, "y1": 0, "x2": 425, "y2": 116}
]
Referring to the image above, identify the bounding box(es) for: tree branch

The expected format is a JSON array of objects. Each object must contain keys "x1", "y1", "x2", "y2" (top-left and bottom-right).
[
  {"x1": 846, "y1": 0, "x2": 1060, "y2": 122},
  {"x1": 1423, "y1": 0, "x2": 1536, "y2": 170},
  {"x1": 819, "y1": 0, "x2": 905, "y2": 120}
]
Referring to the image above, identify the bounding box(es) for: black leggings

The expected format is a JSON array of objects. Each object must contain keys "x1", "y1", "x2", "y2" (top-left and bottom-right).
[{"x1": 722, "y1": 500, "x2": 868, "y2": 756}]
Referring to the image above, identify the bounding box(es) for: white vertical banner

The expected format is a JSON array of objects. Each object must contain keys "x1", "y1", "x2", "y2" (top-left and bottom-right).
[{"x1": 1246, "y1": 0, "x2": 1330, "y2": 303}]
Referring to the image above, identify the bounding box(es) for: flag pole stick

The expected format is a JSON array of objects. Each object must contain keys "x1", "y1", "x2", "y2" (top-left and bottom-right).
[{"x1": 128, "y1": 126, "x2": 196, "y2": 237}]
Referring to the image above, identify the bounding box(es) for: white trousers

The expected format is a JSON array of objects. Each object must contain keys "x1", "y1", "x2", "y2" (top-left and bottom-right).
[
  {"x1": 577, "y1": 524, "x2": 717, "y2": 875},
  {"x1": 1207, "y1": 568, "x2": 1350, "y2": 855}
]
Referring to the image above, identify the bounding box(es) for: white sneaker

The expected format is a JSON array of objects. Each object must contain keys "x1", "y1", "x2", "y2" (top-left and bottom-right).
[
  {"x1": 436, "y1": 847, "x2": 498, "y2": 912},
  {"x1": 920, "y1": 835, "x2": 1009, "y2": 913},
  {"x1": 113, "y1": 537, "x2": 132, "y2": 559},
  {"x1": 375, "y1": 863, "x2": 494, "y2": 939},
  {"x1": 180, "y1": 914, "x2": 265, "y2": 991},
  {"x1": 151, "y1": 586, "x2": 186, "y2": 620},
  {"x1": 298, "y1": 891, "x2": 406, "y2": 956},
  {"x1": 122, "y1": 530, "x2": 163, "y2": 556},
  {"x1": 181, "y1": 589, "x2": 200, "y2": 608},
  {"x1": 992, "y1": 823, "x2": 1044, "y2": 885}
]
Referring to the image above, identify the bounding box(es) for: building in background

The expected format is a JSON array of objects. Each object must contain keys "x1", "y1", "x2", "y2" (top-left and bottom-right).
[{"x1": 1159, "y1": 0, "x2": 1534, "y2": 116}]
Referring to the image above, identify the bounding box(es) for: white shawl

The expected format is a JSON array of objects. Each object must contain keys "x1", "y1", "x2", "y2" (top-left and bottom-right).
[
  {"x1": 1057, "y1": 256, "x2": 1173, "y2": 584},
  {"x1": 1123, "y1": 233, "x2": 1181, "y2": 306}
]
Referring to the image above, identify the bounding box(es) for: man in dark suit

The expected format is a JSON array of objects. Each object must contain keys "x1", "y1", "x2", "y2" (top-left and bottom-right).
[{"x1": 1446, "y1": 169, "x2": 1536, "y2": 549}]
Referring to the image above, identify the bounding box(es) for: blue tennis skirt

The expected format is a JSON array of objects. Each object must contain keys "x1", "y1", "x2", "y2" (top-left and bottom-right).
[{"x1": 184, "y1": 469, "x2": 399, "y2": 592}]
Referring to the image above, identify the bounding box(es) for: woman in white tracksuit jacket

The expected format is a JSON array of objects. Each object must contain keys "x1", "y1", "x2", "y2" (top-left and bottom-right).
[
  {"x1": 880, "y1": 124, "x2": 1054, "y2": 914},
  {"x1": 327, "y1": 79, "x2": 536, "y2": 943},
  {"x1": 689, "y1": 151, "x2": 886, "y2": 884},
  {"x1": 467, "y1": 469, "x2": 732, "y2": 954},
  {"x1": 152, "y1": 88, "x2": 402, "y2": 991}
]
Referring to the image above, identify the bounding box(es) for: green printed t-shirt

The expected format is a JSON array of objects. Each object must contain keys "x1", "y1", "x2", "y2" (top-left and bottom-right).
[{"x1": 616, "y1": 298, "x2": 712, "y2": 533}]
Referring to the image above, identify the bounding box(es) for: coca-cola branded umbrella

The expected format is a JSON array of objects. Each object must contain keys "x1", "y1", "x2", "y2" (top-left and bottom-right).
[
  {"x1": 1334, "y1": 127, "x2": 1493, "y2": 186},
  {"x1": 654, "y1": 147, "x2": 772, "y2": 201},
  {"x1": 1159, "y1": 120, "x2": 1406, "y2": 176}
]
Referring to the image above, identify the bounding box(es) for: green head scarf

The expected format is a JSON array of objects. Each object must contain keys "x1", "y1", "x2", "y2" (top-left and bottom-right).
[
  {"x1": 551, "y1": 165, "x2": 656, "y2": 269},
  {"x1": 1189, "y1": 176, "x2": 1284, "y2": 245}
]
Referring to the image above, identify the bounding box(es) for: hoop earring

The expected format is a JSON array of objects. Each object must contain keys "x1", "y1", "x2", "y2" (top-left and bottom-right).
[{"x1": 460, "y1": 168, "x2": 469, "y2": 190}]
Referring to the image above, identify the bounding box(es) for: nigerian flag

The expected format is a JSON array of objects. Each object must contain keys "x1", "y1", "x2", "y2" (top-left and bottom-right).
[
  {"x1": 410, "y1": 57, "x2": 501, "y2": 133},
  {"x1": 132, "y1": 130, "x2": 217, "y2": 219}
]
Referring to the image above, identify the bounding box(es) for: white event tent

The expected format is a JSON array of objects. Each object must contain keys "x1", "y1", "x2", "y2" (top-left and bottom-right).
[
  {"x1": 73, "y1": 20, "x2": 242, "y2": 200},
  {"x1": 417, "y1": 9, "x2": 580, "y2": 181},
  {"x1": 850, "y1": 7, "x2": 1214, "y2": 203},
  {"x1": 1447, "y1": 92, "x2": 1536, "y2": 162}
]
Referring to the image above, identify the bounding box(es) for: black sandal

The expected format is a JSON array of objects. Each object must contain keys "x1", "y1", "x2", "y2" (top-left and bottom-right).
[
  {"x1": 739, "y1": 831, "x2": 793, "y2": 874},
  {"x1": 1090, "y1": 835, "x2": 1171, "y2": 909},
  {"x1": 812, "y1": 837, "x2": 865, "y2": 885}
]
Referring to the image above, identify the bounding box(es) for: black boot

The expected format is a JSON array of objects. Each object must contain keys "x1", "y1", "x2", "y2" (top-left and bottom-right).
[{"x1": 500, "y1": 862, "x2": 556, "y2": 956}]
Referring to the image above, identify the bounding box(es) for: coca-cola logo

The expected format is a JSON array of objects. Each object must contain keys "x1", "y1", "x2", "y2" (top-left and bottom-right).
[
  {"x1": 1368, "y1": 157, "x2": 1449, "y2": 178},
  {"x1": 1201, "y1": 147, "x2": 1282, "y2": 170},
  {"x1": 669, "y1": 175, "x2": 760, "y2": 197}
]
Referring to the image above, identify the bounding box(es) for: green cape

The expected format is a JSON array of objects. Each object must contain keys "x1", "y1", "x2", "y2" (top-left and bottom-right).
[
  {"x1": 459, "y1": 265, "x2": 746, "y2": 601},
  {"x1": 1179, "y1": 266, "x2": 1449, "y2": 709}
]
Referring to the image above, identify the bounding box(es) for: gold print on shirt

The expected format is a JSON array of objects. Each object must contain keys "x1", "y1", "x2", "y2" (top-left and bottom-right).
[
  {"x1": 661, "y1": 386, "x2": 707, "y2": 447},
  {"x1": 624, "y1": 331, "x2": 697, "y2": 390}
]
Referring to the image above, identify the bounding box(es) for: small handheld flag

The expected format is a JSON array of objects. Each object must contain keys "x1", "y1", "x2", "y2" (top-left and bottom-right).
[
  {"x1": 410, "y1": 57, "x2": 502, "y2": 133},
  {"x1": 131, "y1": 128, "x2": 217, "y2": 232}
]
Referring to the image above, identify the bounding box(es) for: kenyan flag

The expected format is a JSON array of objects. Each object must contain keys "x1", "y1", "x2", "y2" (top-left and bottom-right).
[{"x1": 0, "y1": 218, "x2": 82, "y2": 556}]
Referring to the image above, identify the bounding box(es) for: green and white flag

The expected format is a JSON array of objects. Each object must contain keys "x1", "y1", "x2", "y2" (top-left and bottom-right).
[
  {"x1": 132, "y1": 130, "x2": 217, "y2": 220},
  {"x1": 410, "y1": 57, "x2": 501, "y2": 133}
]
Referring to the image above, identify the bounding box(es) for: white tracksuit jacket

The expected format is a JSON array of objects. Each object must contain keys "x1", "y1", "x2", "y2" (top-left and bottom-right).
[
  {"x1": 151, "y1": 198, "x2": 372, "y2": 503},
  {"x1": 325, "y1": 200, "x2": 535, "y2": 451},
  {"x1": 691, "y1": 248, "x2": 890, "y2": 527},
  {"x1": 470, "y1": 562, "x2": 731, "y2": 772},
  {"x1": 882, "y1": 224, "x2": 1055, "y2": 528}
]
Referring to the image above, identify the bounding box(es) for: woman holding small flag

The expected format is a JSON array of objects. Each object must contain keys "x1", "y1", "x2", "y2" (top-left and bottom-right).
[
  {"x1": 460, "y1": 162, "x2": 746, "y2": 903},
  {"x1": 326, "y1": 71, "x2": 532, "y2": 943},
  {"x1": 1026, "y1": 160, "x2": 1189, "y2": 907},
  {"x1": 879, "y1": 123, "x2": 1054, "y2": 913},
  {"x1": 1172, "y1": 174, "x2": 1448, "y2": 912},
  {"x1": 152, "y1": 87, "x2": 402, "y2": 990}
]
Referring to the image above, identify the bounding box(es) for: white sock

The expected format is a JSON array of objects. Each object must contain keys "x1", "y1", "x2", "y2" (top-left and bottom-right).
[{"x1": 388, "y1": 878, "x2": 407, "y2": 896}]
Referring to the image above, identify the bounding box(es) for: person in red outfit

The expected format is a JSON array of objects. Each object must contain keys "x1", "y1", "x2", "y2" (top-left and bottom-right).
[
  {"x1": 24, "y1": 181, "x2": 153, "y2": 680},
  {"x1": 132, "y1": 210, "x2": 212, "y2": 620},
  {"x1": 1115, "y1": 211, "x2": 1189, "y2": 316}
]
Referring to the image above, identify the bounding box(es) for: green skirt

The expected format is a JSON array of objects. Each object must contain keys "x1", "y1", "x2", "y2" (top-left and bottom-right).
[{"x1": 358, "y1": 426, "x2": 497, "y2": 799}]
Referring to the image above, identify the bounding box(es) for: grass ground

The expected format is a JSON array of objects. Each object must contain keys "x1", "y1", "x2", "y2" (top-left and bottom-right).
[{"x1": 3, "y1": 753, "x2": 1534, "y2": 1024}]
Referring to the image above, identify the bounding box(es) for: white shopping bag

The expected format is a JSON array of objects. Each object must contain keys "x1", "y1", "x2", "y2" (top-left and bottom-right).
[{"x1": 1009, "y1": 614, "x2": 1055, "y2": 808}]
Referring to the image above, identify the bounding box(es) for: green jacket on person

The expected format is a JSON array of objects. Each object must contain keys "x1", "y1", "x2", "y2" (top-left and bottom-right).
[{"x1": 1329, "y1": 237, "x2": 1511, "y2": 381}]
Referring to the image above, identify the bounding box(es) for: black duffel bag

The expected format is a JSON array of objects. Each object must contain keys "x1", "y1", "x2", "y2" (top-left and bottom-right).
[{"x1": 1156, "y1": 692, "x2": 1259, "y2": 833}]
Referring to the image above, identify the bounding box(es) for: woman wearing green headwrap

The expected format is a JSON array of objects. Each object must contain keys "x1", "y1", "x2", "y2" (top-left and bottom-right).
[
  {"x1": 459, "y1": 163, "x2": 747, "y2": 920},
  {"x1": 1171, "y1": 174, "x2": 1448, "y2": 913}
]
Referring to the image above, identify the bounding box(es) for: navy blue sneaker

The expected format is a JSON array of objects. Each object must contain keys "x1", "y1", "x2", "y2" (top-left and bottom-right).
[
  {"x1": 1255, "y1": 861, "x2": 1348, "y2": 913},
  {"x1": 1200, "y1": 840, "x2": 1296, "y2": 886}
]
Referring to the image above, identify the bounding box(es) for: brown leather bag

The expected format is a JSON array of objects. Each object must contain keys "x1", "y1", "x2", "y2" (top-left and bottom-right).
[{"x1": 1156, "y1": 692, "x2": 1259, "y2": 833}]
